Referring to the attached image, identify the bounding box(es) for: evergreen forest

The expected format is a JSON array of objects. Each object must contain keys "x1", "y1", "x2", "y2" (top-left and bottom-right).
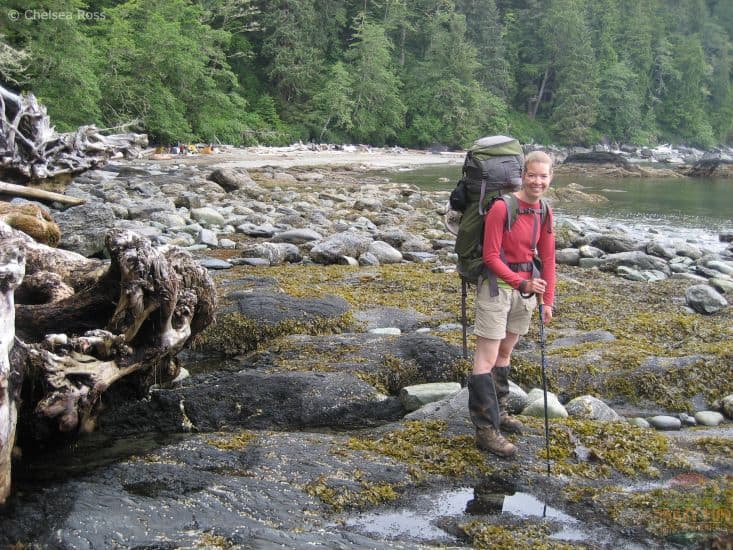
[{"x1": 1, "y1": 0, "x2": 732, "y2": 149}]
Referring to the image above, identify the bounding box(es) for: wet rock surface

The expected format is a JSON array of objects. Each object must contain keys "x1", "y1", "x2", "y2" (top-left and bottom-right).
[{"x1": 2, "y1": 149, "x2": 731, "y2": 549}]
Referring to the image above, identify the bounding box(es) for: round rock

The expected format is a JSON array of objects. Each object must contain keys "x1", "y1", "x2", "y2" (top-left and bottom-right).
[{"x1": 647, "y1": 415, "x2": 682, "y2": 431}]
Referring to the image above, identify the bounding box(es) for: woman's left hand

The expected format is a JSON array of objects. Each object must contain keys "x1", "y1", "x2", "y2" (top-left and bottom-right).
[{"x1": 542, "y1": 304, "x2": 553, "y2": 325}]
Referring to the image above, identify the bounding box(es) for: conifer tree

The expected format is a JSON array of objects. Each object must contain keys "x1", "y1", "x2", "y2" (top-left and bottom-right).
[{"x1": 346, "y1": 15, "x2": 405, "y2": 144}]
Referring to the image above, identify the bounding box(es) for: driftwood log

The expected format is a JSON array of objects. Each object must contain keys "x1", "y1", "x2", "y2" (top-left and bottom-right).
[
  {"x1": 0, "y1": 221, "x2": 217, "y2": 505},
  {"x1": 0, "y1": 181, "x2": 85, "y2": 206},
  {"x1": 0, "y1": 84, "x2": 147, "y2": 184}
]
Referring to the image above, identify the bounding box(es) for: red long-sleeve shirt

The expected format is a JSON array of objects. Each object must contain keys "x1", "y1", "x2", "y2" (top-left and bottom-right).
[{"x1": 482, "y1": 197, "x2": 556, "y2": 307}]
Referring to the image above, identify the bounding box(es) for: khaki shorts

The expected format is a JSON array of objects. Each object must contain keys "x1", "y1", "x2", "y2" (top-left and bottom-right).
[{"x1": 474, "y1": 283, "x2": 537, "y2": 340}]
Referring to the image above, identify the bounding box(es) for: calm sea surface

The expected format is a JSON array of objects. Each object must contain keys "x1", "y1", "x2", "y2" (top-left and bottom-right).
[{"x1": 377, "y1": 165, "x2": 733, "y2": 232}]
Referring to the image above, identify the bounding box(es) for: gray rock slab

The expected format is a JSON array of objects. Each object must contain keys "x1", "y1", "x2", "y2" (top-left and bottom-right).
[{"x1": 198, "y1": 257, "x2": 233, "y2": 270}]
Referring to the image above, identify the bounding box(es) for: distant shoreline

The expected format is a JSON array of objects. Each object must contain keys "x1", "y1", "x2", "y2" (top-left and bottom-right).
[{"x1": 140, "y1": 146, "x2": 465, "y2": 172}]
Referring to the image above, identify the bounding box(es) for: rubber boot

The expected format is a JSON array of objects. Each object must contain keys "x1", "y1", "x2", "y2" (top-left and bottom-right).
[
  {"x1": 492, "y1": 366, "x2": 524, "y2": 434},
  {"x1": 467, "y1": 374, "x2": 516, "y2": 458}
]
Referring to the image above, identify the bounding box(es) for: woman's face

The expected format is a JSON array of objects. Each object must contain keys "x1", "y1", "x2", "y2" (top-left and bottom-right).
[{"x1": 521, "y1": 161, "x2": 552, "y2": 201}]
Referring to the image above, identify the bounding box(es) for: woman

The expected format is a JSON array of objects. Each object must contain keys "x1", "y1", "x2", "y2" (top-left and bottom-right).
[{"x1": 467, "y1": 150, "x2": 556, "y2": 458}]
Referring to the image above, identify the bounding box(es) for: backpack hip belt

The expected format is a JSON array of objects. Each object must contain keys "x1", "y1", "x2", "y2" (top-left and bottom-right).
[{"x1": 507, "y1": 261, "x2": 534, "y2": 272}]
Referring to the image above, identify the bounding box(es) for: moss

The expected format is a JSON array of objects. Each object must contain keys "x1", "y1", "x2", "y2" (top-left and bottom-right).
[
  {"x1": 196, "y1": 533, "x2": 231, "y2": 549},
  {"x1": 346, "y1": 420, "x2": 492, "y2": 479},
  {"x1": 562, "y1": 484, "x2": 624, "y2": 505},
  {"x1": 244, "y1": 263, "x2": 465, "y2": 322},
  {"x1": 205, "y1": 262, "x2": 733, "y2": 410},
  {"x1": 273, "y1": 341, "x2": 364, "y2": 373},
  {"x1": 205, "y1": 431, "x2": 257, "y2": 451},
  {"x1": 694, "y1": 437, "x2": 733, "y2": 457},
  {"x1": 608, "y1": 477, "x2": 733, "y2": 539},
  {"x1": 459, "y1": 520, "x2": 576, "y2": 550},
  {"x1": 195, "y1": 311, "x2": 354, "y2": 355},
  {"x1": 601, "y1": 357, "x2": 733, "y2": 413},
  {"x1": 303, "y1": 475, "x2": 399, "y2": 512},
  {"x1": 529, "y1": 418, "x2": 670, "y2": 479}
]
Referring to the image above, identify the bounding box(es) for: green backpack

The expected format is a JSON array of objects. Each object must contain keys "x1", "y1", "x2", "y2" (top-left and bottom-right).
[{"x1": 451, "y1": 136, "x2": 531, "y2": 283}]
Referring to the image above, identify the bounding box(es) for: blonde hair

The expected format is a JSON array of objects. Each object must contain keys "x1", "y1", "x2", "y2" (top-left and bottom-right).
[{"x1": 523, "y1": 150, "x2": 554, "y2": 174}]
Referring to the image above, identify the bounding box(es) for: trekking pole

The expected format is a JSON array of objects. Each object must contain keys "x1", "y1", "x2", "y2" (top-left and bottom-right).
[
  {"x1": 460, "y1": 278, "x2": 468, "y2": 359},
  {"x1": 538, "y1": 294, "x2": 551, "y2": 477}
]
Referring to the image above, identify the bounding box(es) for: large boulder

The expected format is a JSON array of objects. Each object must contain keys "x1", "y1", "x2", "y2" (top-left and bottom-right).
[
  {"x1": 685, "y1": 284, "x2": 728, "y2": 314},
  {"x1": 54, "y1": 203, "x2": 118, "y2": 257},
  {"x1": 207, "y1": 168, "x2": 261, "y2": 193},
  {"x1": 309, "y1": 232, "x2": 373, "y2": 264},
  {"x1": 596, "y1": 251, "x2": 671, "y2": 275}
]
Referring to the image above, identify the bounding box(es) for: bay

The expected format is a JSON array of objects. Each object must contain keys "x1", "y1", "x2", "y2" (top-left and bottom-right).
[
  {"x1": 378, "y1": 165, "x2": 732, "y2": 228},
  {"x1": 377, "y1": 164, "x2": 733, "y2": 253}
]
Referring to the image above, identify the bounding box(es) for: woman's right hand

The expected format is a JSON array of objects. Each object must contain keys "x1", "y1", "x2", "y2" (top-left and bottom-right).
[{"x1": 524, "y1": 278, "x2": 546, "y2": 294}]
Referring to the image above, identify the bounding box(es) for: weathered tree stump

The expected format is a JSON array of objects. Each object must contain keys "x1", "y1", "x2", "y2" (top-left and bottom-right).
[
  {"x1": 0, "y1": 235, "x2": 25, "y2": 505},
  {"x1": 0, "y1": 222, "x2": 217, "y2": 505},
  {"x1": 0, "y1": 84, "x2": 147, "y2": 185}
]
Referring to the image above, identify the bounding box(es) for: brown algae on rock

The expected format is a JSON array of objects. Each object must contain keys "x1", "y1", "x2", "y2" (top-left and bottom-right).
[{"x1": 346, "y1": 420, "x2": 492, "y2": 479}]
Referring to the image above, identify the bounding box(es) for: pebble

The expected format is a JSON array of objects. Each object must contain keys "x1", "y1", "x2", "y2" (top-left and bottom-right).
[
  {"x1": 399, "y1": 382, "x2": 462, "y2": 412},
  {"x1": 694, "y1": 411, "x2": 725, "y2": 427},
  {"x1": 721, "y1": 394, "x2": 733, "y2": 419},
  {"x1": 368, "y1": 327, "x2": 401, "y2": 335},
  {"x1": 647, "y1": 415, "x2": 682, "y2": 430},
  {"x1": 679, "y1": 412, "x2": 697, "y2": 426}
]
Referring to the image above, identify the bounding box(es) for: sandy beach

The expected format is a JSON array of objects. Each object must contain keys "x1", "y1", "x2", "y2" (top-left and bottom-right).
[{"x1": 147, "y1": 145, "x2": 466, "y2": 171}]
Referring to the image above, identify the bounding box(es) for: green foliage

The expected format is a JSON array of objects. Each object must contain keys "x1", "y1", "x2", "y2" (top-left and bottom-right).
[
  {"x1": 346, "y1": 15, "x2": 405, "y2": 145},
  {"x1": 6, "y1": 0, "x2": 732, "y2": 147},
  {"x1": 4, "y1": 0, "x2": 102, "y2": 130},
  {"x1": 542, "y1": 0, "x2": 599, "y2": 145},
  {"x1": 506, "y1": 111, "x2": 553, "y2": 145},
  {"x1": 0, "y1": 35, "x2": 29, "y2": 86},
  {"x1": 309, "y1": 61, "x2": 354, "y2": 142},
  {"x1": 596, "y1": 61, "x2": 644, "y2": 143},
  {"x1": 399, "y1": 9, "x2": 506, "y2": 148},
  {"x1": 258, "y1": 0, "x2": 323, "y2": 104},
  {"x1": 457, "y1": 0, "x2": 514, "y2": 100},
  {"x1": 191, "y1": 91, "x2": 251, "y2": 146},
  {"x1": 98, "y1": 0, "x2": 257, "y2": 144},
  {"x1": 656, "y1": 34, "x2": 716, "y2": 147},
  {"x1": 703, "y1": 21, "x2": 733, "y2": 142}
]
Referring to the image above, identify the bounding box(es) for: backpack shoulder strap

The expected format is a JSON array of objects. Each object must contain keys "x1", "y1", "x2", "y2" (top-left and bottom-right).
[
  {"x1": 539, "y1": 198, "x2": 551, "y2": 231},
  {"x1": 494, "y1": 194, "x2": 551, "y2": 232},
  {"x1": 500, "y1": 193, "x2": 518, "y2": 232}
]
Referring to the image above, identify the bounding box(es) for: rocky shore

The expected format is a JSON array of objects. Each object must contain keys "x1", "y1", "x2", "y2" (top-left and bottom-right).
[{"x1": 1, "y1": 146, "x2": 731, "y2": 549}]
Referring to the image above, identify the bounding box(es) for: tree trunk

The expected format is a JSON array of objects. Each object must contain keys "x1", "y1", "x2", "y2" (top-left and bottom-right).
[{"x1": 529, "y1": 68, "x2": 550, "y2": 120}]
